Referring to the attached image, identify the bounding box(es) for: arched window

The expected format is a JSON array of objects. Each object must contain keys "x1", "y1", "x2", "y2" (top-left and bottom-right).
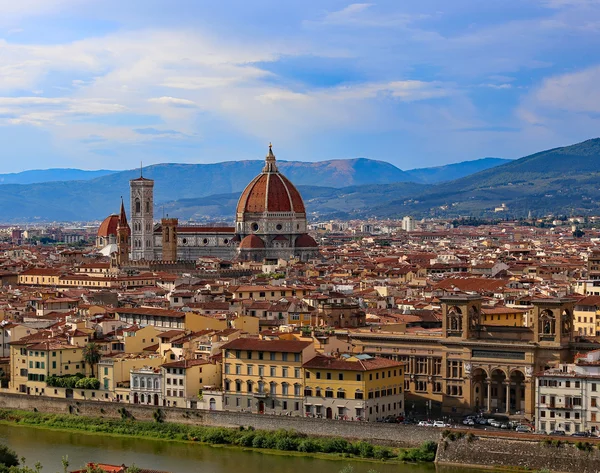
[
  {"x1": 140, "y1": 378, "x2": 145, "y2": 388},
  {"x1": 133, "y1": 377, "x2": 138, "y2": 388},
  {"x1": 294, "y1": 383, "x2": 301, "y2": 396},
  {"x1": 154, "y1": 379, "x2": 159, "y2": 390},
  {"x1": 140, "y1": 394, "x2": 145, "y2": 403},
  {"x1": 281, "y1": 383, "x2": 289, "y2": 396},
  {"x1": 270, "y1": 382, "x2": 277, "y2": 396},
  {"x1": 325, "y1": 388, "x2": 333, "y2": 398},
  {"x1": 354, "y1": 389, "x2": 364, "y2": 400},
  {"x1": 337, "y1": 388, "x2": 346, "y2": 399},
  {"x1": 235, "y1": 380, "x2": 242, "y2": 392},
  {"x1": 146, "y1": 201, "x2": 150, "y2": 213},
  {"x1": 247, "y1": 380, "x2": 254, "y2": 393},
  {"x1": 304, "y1": 386, "x2": 312, "y2": 396},
  {"x1": 224, "y1": 379, "x2": 230, "y2": 391},
  {"x1": 135, "y1": 199, "x2": 141, "y2": 214}
]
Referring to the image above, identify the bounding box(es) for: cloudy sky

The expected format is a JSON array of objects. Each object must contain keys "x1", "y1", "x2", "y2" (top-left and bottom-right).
[{"x1": 0, "y1": 0, "x2": 599, "y2": 172}]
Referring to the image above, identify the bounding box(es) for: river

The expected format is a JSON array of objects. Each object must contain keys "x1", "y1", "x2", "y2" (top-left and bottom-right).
[{"x1": 0, "y1": 424, "x2": 485, "y2": 473}]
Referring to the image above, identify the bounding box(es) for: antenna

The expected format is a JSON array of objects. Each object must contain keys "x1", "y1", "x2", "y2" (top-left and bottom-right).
[{"x1": 140, "y1": 161, "x2": 143, "y2": 178}]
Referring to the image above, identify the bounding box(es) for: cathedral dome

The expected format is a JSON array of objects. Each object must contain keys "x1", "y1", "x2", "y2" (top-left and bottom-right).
[
  {"x1": 239, "y1": 234, "x2": 265, "y2": 249},
  {"x1": 295, "y1": 234, "x2": 318, "y2": 248},
  {"x1": 97, "y1": 215, "x2": 119, "y2": 237},
  {"x1": 236, "y1": 145, "x2": 306, "y2": 215}
]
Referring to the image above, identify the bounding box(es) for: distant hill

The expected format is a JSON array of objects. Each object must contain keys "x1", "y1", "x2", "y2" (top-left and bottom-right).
[
  {"x1": 0, "y1": 168, "x2": 116, "y2": 185},
  {"x1": 369, "y1": 138, "x2": 600, "y2": 218},
  {"x1": 0, "y1": 158, "x2": 411, "y2": 221},
  {"x1": 404, "y1": 158, "x2": 511, "y2": 184},
  {"x1": 2, "y1": 138, "x2": 598, "y2": 222}
]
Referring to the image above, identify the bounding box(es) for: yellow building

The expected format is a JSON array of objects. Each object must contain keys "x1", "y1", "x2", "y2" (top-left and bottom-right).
[
  {"x1": 481, "y1": 307, "x2": 525, "y2": 327},
  {"x1": 229, "y1": 285, "x2": 310, "y2": 301},
  {"x1": 9, "y1": 340, "x2": 87, "y2": 396},
  {"x1": 123, "y1": 326, "x2": 162, "y2": 353},
  {"x1": 161, "y1": 359, "x2": 221, "y2": 408},
  {"x1": 573, "y1": 296, "x2": 600, "y2": 337},
  {"x1": 221, "y1": 338, "x2": 315, "y2": 415},
  {"x1": 303, "y1": 354, "x2": 404, "y2": 422},
  {"x1": 97, "y1": 353, "x2": 163, "y2": 401}
]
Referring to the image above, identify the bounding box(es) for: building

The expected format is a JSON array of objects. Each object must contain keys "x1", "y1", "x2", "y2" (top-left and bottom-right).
[
  {"x1": 130, "y1": 366, "x2": 162, "y2": 405},
  {"x1": 130, "y1": 172, "x2": 155, "y2": 261},
  {"x1": 348, "y1": 295, "x2": 575, "y2": 419},
  {"x1": 302, "y1": 354, "x2": 404, "y2": 422},
  {"x1": 535, "y1": 350, "x2": 600, "y2": 434},
  {"x1": 235, "y1": 144, "x2": 319, "y2": 262},
  {"x1": 221, "y1": 338, "x2": 315, "y2": 415},
  {"x1": 161, "y1": 358, "x2": 221, "y2": 408},
  {"x1": 94, "y1": 145, "x2": 319, "y2": 265},
  {"x1": 573, "y1": 296, "x2": 600, "y2": 337},
  {"x1": 402, "y1": 216, "x2": 415, "y2": 232}
]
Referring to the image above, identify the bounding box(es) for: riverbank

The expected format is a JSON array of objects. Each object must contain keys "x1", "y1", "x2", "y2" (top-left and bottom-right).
[{"x1": 0, "y1": 409, "x2": 436, "y2": 465}]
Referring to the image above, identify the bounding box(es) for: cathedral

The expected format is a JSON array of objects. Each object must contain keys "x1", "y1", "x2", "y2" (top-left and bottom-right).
[{"x1": 97, "y1": 145, "x2": 319, "y2": 264}]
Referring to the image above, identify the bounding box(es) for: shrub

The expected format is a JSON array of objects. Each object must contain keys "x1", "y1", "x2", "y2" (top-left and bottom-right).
[
  {"x1": 275, "y1": 436, "x2": 297, "y2": 451},
  {"x1": 466, "y1": 433, "x2": 475, "y2": 443},
  {"x1": 297, "y1": 439, "x2": 319, "y2": 453},
  {"x1": 355, "y1": 441, "x2": 374, "y2": 458},
  {"x1": 0, "y1": 444, "x2": 19, "y2": 467},
  {"x1": 373, "y1": 446, "x2": 393, "y2": 460}
]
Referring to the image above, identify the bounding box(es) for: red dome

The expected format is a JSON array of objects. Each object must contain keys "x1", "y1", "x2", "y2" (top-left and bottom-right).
[
  {"x1": 295, "y1": 234, "x2": 318, "y2": 248},
  {"x1": 239, "y1": 234, "x2": 265, "y2": 249},
  {"x1": 97, "y1": 215, "x2": 119, "y2": 237},
  {"x1": 236, "y1": 145, "x2": 306, "y2": 214}
]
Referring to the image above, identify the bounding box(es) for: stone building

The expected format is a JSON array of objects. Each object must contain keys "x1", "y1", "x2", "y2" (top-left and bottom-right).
[
  {"x1": 97, "y1": 144, "x2": 319, "y2": 265},
  {"x1": 347, "y1": 295, "x2": 576, "y2": 420}
]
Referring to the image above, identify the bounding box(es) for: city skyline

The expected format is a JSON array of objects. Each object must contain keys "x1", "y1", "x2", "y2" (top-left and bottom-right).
[{"x1": 0, "y1": 0, "x2": 599, "y2": 172}]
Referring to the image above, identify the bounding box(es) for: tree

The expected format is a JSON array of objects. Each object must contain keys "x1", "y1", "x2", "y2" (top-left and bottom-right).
[
  {"x1": 82, "y1": 343, "x2": 102, "y2": 378},
  {"x1": 0, "y1": 445, "x2": 19, "y2": 468}
]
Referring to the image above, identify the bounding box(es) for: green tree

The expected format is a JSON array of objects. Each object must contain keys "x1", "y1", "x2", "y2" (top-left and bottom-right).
[
  {"x1": 82, "y1": 343, "x2": 102, "y2": 377},
  {"x1": 0, "y1": 444, "x2": 19, "y2": 467}
]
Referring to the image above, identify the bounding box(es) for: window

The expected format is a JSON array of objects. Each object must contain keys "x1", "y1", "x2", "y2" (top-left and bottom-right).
[
  {"x1": 247, "y1": 365, "x2": 253, "y2": 376},
  {"x1": 225, "y1": 364, "x2": 230, "y2": 374},
  {"x1": 270, "y1": 352, "x2": 276, "y2": 361},
  {"x1": 282, "y1": 367, "x2": 288, "y2": 378},
  {"x1": 294, "y1": 354, "x2": 300, "y2": 362},
  {"x1": 258, "y1": 352, "x2": 264, "y2": 360},
  {"x1": 282, "y1": 353, "x2": 288, "y2": 362},
  {"x1": 305, "y1": 371, "x2": 311, "y2": 379},
  {"x1": 270, "y1": 366, "x2": 276, "y2": 377},
  {"x1": 235, "y1": 364, "x2": 241, "y2": 375},
  {"x1": 294, "y1": 384, "x2": 301, "y2": 396},
  {"x1": 304, "y1": 387, "x2": 312, "y2": 396},
  {"x1": 356, "y1": 374, "x2": 362, "y2": 381},
  {"x1": 282, "y1": 383, "x2": 289, "y2": 396},
  {"x1": 355, "y1": 390, "x2": 364, "y2": 400},
  {"x1": 316, "y1": 372, "x2": 321, "y2": 380},
  {"x1": 247, "y1": 351, "x2": 252, "y2": 360},
  {"x1": 325, "y1": 388, "x2": 333, "y2": 398},
  {"x1": 338, "y1": 373, "x2": 344, "y2": 381},
  {"x1": 326, "y1": 372, "x2": 332, "y2": 380},
  {"x1": 337, "y1": 389, "x2": 345, "y2": 399},
  {"x1": 295, "y1": 368, "x2": 300, "y2": 378}
]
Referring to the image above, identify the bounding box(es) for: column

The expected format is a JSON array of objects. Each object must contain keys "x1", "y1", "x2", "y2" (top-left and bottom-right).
[
  {"x1": 486, "y1": 379, "x2": 492, "y2": 412},
  {"x1": 505, "y1": 381, "x2": 511, "y2": 414}
]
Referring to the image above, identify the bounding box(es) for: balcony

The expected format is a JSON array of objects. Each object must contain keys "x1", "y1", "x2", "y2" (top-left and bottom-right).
[{"x1": 253, "y1": 389, "x2": 269, "y2": 398}]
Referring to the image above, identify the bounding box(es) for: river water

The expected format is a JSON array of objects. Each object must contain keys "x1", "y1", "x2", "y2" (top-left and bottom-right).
[{"x1": 0, "y1": 424, "x2": 483, "y2": 473}]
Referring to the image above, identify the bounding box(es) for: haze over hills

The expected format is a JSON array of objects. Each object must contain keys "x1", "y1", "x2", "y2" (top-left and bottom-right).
[
  {"x1": 404, "y1": 158, "x2": 510, "y2": 184},
  {"x1": 3, "y1": 138, "x2": 598, "y2": 222},
  {"x1": 0, "y1": 168, "x2": 116, "y2": 185},
  {"x1": 0, "y1": 156, "x2": 508, "y2": 221}
]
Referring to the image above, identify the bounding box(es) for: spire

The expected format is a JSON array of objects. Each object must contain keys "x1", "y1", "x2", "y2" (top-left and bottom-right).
[
  {"x1": 140, "y1": 161, "x2": 143, "y2": 178},
  {"x1": 263, "y1": 142, "x2": 278, "y2": 172},
  {"x1": 118, "y1": 196, "x2": 128, "y2": 228}
]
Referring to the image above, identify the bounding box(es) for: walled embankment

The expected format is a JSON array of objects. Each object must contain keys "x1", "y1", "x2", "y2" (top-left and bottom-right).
[
  {"x1": 437, "y1": 434, "x2": 600, "y2": 473},
  {"x1": 0, "y1": 393, "x2": 436, "y2": 448}
]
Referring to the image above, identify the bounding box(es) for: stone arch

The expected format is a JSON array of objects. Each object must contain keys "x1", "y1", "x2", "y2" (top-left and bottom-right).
[
  {"x1": 509, "y1": 369, "x2": 526, "y2": 414},
  {"x1": 539, "y1": 309, "x2": 555, "y2": 336},
  {"x1": 471, "y1": 367, "x2": 488, "y2": 411},
  {"x1": 447, "y1": 306, "x2": 463, "y2": 333},
  {"x1": 561, "y1": 308, "x2": 572, "y2": 336}
]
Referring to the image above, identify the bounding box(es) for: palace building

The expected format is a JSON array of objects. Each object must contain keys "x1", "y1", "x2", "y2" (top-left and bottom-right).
[
  {"x1": 347, "y1": 295, "x2": 576, "y2": 419},
  {"x1": 99, "y1": 145, "x2": 319, "y2": 265}
]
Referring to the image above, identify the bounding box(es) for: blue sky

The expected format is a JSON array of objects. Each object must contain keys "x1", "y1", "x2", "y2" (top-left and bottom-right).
[{"x1": 0, "y1": 0, "x2": 599, "y2": 172}]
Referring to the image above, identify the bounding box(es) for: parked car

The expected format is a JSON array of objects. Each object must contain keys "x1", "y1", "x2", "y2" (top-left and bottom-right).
[
  {"x1": 570, "y1": 431, "x2": 590, "y2": 437},
  {"x1": 500, "y1": 423, "x2": 509, "y2": 429},
  {"x1": 515, "y1": 425, "x2": 533, "y2": 433},
  {"x1": 490, "y1": 421, "x2": 502, "y2": 428},
  {"x1": 476, "y1": 418, "x2": 488, "y2": 425},
  {"x1": 418, "y1": 421, "x2": 433, "y2": 427},
  {"x1": 433, "y1": 421, "x2": 448, "y2": 428},
  {"x1": 549, "y1": 430, "x2": 566, "y2": 436}
]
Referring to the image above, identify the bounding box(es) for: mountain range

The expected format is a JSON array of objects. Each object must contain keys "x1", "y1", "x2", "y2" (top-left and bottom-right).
[
  {"x1": 1, "y1": 138, "x2": 598, "y2": 222},
  {"x1": 0, "y1": 156, "x2": 508, "y2": 221}
]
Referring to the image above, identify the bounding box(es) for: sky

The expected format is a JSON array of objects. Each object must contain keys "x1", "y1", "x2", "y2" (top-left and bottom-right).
[{"x1": 0, "y1": 0, "x2": 600, "y2": 172}]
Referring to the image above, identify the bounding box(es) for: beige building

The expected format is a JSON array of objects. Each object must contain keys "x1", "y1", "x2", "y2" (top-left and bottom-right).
[{"x1": 221, "y1": 338, "x2": 315, "y2": 415}]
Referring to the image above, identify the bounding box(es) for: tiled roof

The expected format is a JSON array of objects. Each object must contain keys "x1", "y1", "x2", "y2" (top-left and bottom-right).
[{"x1": 220, "y1": 338, "x2": 312, "y2": 353}]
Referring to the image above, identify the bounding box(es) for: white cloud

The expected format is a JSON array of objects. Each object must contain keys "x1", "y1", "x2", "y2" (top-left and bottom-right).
[{"x1": 148, "y1": 96, "x2": 197, "y2": 107}]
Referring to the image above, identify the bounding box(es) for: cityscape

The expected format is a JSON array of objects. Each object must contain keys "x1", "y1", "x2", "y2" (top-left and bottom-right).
[{"x1": 1, "y1": 1, "x2": 600, "y2": 473}]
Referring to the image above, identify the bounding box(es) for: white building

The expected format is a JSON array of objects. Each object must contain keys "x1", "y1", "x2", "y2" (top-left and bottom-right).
[
  {"x1": 402, "y1": 216, "x2": 415, "y2": 232},
  {"x1": 536, "y1": 350, "x2": 600, "y2": 435},
  {"x1": 130, "y1": 366, "x2": 162, "y2": 406}
]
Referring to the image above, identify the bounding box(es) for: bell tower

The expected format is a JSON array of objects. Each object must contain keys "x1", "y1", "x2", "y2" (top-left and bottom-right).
[
  {"x1": 532, "y1": 298, "x2": 574, "y2": 346},
  {"x1": 441, "y1": 295, "x2": 482, "y2": 340},
  {"x1": 114, "y1": 198, "x2": 130, "y2": 267},
  {"x1": 130, "y1": 165, "x2": 154, "y2": 261},
  {"x1": 161, "y1": 217, "x2": 178, "y2": 262}
]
